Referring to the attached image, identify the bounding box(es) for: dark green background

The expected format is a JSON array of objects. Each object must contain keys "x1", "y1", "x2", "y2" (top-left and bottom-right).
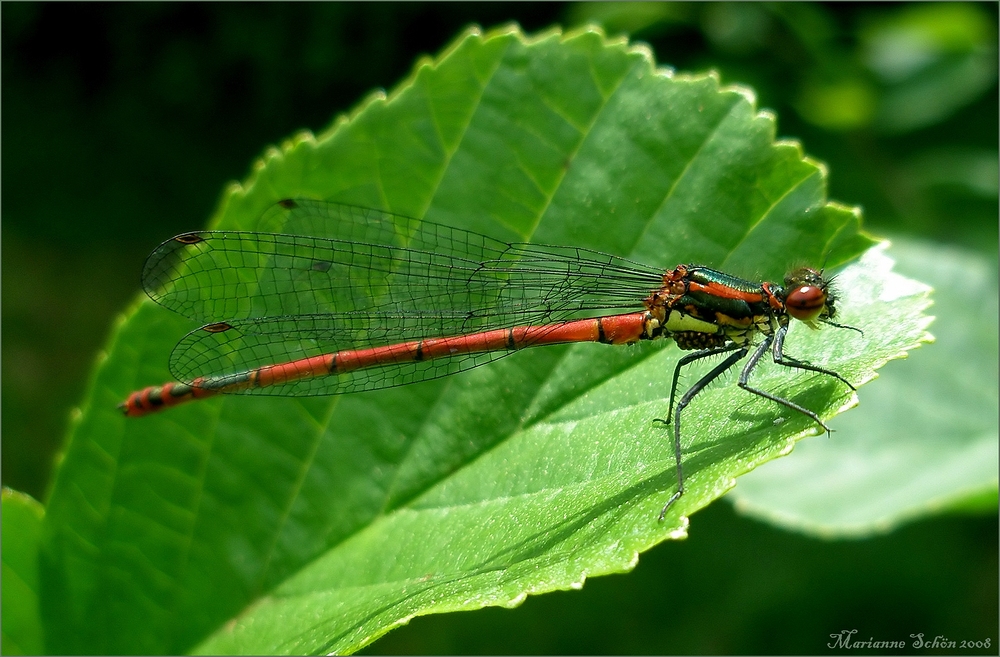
[{"x1": 3, "y1": 3, "x2": 996, "y2": 654}]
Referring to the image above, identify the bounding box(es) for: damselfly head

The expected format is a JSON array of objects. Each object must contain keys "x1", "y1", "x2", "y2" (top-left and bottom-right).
[
  {"x1": 782, "y1": 267, "x2": 833, "y2": 326},
  {"x1": 780, "y1": 267, "x2": 862, "y2": 335}
]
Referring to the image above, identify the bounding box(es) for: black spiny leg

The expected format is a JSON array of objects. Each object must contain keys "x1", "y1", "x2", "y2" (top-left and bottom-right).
[
  {"x1": 664, "y1": 342, "x2": 745, "y2": 425},
  {"x1": 737, "y1": 331, "x2": 832, "y2": 437},
  {"x1": 771, "y1": 323, "x2": 856, "y2": 391},
  {"x1": 659, "y1": 345, "x2": 749, "y2": 521}
]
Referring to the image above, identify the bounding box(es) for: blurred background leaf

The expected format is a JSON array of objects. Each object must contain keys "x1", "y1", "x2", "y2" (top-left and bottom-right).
[
  {"x1": 3, "y1": 3, "x2": 996, "y2": 654},
  {"x1": 2, "y1": 489, "x2": 46, "y2": 656}
]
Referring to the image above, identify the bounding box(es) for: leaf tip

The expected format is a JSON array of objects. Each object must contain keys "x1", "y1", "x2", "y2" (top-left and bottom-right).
[
  {"x1": 722, "y1": 80, "x2": 759, "y2": 108},
  {"x1": 504, "y1": 591, "x2": 529, "y2": 608},
  {"x1": 666, "y1": 519, "x2": 689, "y2": 540}
]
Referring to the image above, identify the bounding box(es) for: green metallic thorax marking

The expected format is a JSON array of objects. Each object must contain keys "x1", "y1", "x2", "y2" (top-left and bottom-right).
[{"x1": 684, "y1": 266, "x2": 763, "y2": 294}]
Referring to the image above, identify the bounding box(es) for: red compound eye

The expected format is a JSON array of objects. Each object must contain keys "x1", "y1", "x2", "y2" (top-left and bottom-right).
[{"x1": 785, "y1": 285, "x2": 827, "y2": 321}]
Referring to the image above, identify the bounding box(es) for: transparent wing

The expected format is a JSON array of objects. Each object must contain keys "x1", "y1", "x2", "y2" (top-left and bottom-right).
[
  {"x1": 143, "y1": 199, "x2": 664, "y2": 330},
  {"x1": 145, "y1": 199, "x2": 667, "y2": 395}
]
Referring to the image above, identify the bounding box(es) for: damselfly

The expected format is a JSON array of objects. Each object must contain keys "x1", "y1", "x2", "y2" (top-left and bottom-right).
[{"x1": 121, "y1": 199, "x2": 860, "y2": 517}]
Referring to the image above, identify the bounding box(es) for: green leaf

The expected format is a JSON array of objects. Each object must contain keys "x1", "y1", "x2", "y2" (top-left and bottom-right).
[
  {"x1": 862, "y1": 3, "x2": 998, "y2": 133},
  {"x1": 41, "y1": 25, "x2": 928, "y2": 655},
  {"x1": 2, "y1": 488, "x2": 46, "y2": 656},
  {"x1": 731, "y1": 238, "x2": 995, "y2": 536}
]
